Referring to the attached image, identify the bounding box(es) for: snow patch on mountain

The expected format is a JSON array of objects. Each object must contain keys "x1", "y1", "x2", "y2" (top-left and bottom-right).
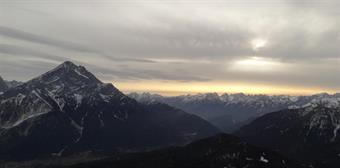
[
  {"x1": 74, "y1": 68, "x2": 89, "y2": 79},
  {"x1": 332, "y1": 124, "x2": 340, "y2": 142},
  {"x1": 100, "y1": 93, "x2": 111, "y2": 102},
  {"x1": 15, "y1": 93, "x2": 26, "y2": 105},
  {"x1": 260, "y1": 156, "x2": 269, "y2": 163},
  {"x1": 32, "y1": 90, "x2": 53, "y2": 108},
  {"x1": 1, "y1": 111, "x2": 49, "y2": 129},
  {"x1": 74, "y1": 94, "x2": 83, "y2": 107}
]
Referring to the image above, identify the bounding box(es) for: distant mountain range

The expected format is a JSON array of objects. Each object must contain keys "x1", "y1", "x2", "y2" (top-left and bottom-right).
[
  {"x1": 64, "y1": 133, "x2": 310, "y2": 168},
  {"x1": 0, "y1": 61, "x2": 219, "y2": 160},
  {"x1": 129, "y1": 92, "x2": 340, "y2": 132},
  {"x1": 236, "y1": 98, "x2": 340, "y2": 168}
]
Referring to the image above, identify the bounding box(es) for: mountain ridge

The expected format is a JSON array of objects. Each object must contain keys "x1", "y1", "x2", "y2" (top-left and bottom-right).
[
  {"x1": 0, "y1": 61, "x2": 220, "y2": 160},
  {"x1": 236, "y1": 99, "x2": 340, "y2": 168}
]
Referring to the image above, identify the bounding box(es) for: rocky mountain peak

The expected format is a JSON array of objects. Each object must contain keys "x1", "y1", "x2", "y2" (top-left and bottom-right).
[
  {"x1": 0, "y1": 62, "x2": 219, "y2": 160},
  {"x1": 0, "y1": 61, "x2": 124, "y2": 130},
  {"x1": 28, "y1": 61, "x2": 102, "y2": 86}
]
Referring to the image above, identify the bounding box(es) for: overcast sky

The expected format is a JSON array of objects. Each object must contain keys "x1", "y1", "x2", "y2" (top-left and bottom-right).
[{"x1": 0, "y1": 0, "x2": 339, "y2": 95}]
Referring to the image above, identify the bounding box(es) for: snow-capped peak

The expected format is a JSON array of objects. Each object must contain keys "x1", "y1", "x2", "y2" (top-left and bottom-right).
[
  {"x1": 311, "y1": 98, "x2": 340, "y2": 108},
  {"x1": 288, "y1": 98, "x2": 340, "y2": 111}
]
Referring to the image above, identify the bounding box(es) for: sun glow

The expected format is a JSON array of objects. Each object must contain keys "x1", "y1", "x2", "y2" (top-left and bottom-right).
[
  {"x1": 229, "y1": 57, "x2": 285, "y2": 72},
  {"x1": 112, "y1": 80, "x2": 337, "y2": 96},
  {"x1": 251, "y1": 38, "x2": 268, "y2": 51}
]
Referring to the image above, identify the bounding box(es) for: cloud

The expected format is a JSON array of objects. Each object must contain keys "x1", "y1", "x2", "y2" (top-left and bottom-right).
[
  {"x1": 84, "y1": 63, "x2": 211, "y2": 82},
  {"x1": 0, "y1": 44, "x2": 67, "y2": 62},
  {"x1": 0, "y1": 0, "x2": 339, "y2": 92},
  {"x1": 0, "y1": 26, "x2": 96, "y2": 53},
  {"x1": 0, "y1": 26, "x2": 156, "y2": 63}
]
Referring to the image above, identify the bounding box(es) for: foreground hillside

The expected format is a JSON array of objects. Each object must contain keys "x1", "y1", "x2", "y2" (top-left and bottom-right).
[{"x1": 63, "y1": 134, "x2": 310, "y2": 168}]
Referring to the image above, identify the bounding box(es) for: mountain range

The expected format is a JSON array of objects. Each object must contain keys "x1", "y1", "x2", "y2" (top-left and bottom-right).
[
  {"x1": 1, "y1": 61, "x2": 339, "y2": 168},
  {"x1": 0, "y1": 61, "x2": 219, "y2": 160},
  {"x1": 129, "y1": 92, "x2": 340, "y2": 132}
]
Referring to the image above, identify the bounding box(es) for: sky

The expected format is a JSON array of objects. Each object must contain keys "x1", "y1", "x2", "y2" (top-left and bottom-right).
[{"x1": 0, "y1": 0, "x2": 339, "y2": 95}]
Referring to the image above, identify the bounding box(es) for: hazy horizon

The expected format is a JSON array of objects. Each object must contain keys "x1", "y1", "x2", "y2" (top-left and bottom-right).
[{"x1": 1, "y1": 60, "x2": 338, "y2": 96}]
